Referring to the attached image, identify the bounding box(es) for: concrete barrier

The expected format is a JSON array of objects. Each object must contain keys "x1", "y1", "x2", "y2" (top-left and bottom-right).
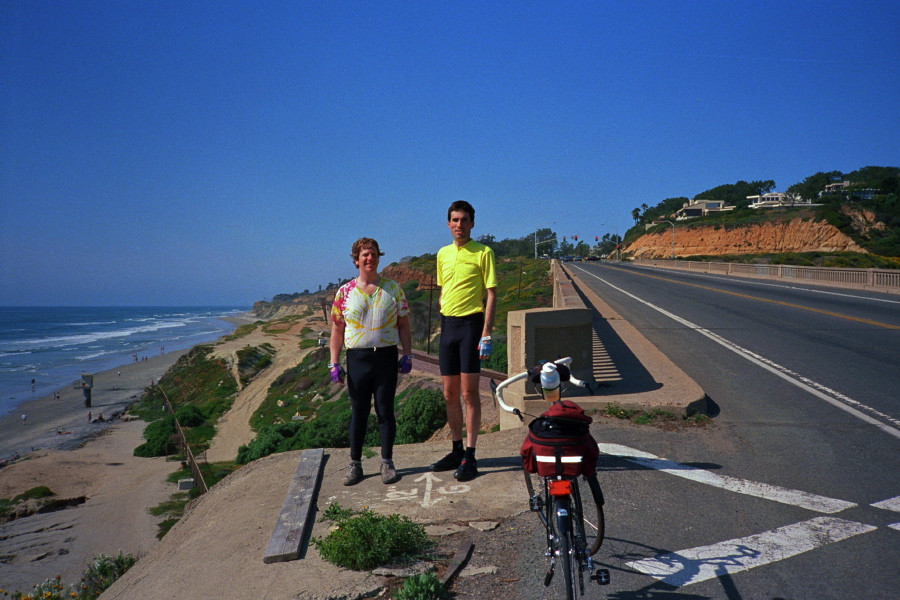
[
  {"x1": 632, "y1": 258, "x2": 900, "y2": 295},
  {"x1": 500, "y1": 260, "x2": 706, "y2": 430}
]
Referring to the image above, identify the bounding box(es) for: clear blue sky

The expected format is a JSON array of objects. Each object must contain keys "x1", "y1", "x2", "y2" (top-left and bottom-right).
[{"x1": 2, "y1": 1, "x2": 898, "y2": 306}]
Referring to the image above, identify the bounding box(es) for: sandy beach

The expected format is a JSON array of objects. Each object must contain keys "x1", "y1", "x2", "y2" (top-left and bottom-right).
[
  {"x1": 0, "y1": 350, "x2": 189, "y2": 591},
  {"x1": 0, "y1": 314, "x2": 258, "y2": 592}
]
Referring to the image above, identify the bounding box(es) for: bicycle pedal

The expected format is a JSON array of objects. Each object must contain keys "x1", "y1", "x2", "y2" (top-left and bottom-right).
[
  {"x1": 592, "y1": 568, "x2": 610, "y2": 585},
  {"x1": 529, "y1": 495, "x2": 543, "y2": 512}
]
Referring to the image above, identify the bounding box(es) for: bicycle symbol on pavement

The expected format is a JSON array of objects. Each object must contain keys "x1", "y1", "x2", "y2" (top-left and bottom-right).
[{"x1": 384, "y1": 472, "x2": 470, "y2": 507}]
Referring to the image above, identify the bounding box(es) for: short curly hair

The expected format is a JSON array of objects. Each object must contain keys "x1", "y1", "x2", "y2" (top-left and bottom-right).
[
  {"x1": 448, "y1": 200, "x2": 475, "y2": 222},
  {"x1": 350, "y1": 237, "x2": 384, "y2": 264}
]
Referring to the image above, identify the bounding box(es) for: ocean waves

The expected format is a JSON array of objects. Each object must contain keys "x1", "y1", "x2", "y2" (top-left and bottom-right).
[{"x1": 0, "y1": 306, "x2": 246, "y2": 416}]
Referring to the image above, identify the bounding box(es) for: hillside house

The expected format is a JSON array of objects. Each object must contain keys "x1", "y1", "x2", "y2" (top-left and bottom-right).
[
  {"x1": 747, "y1": 192, "x2": 813, "y2": 209},
  {"x1": 674, "y1": 199, "x2": 735, "y2": 221}
]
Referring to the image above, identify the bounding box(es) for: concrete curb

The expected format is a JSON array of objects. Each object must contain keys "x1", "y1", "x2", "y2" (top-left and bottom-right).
[{"x1": 562, "y1": 264, "x2": 708, "y2": 416}]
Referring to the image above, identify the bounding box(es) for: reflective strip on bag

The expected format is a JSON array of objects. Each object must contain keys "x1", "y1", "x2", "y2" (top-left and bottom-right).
[{"x1": 535, "y1": 455, "x2": 583, "y2": 463}]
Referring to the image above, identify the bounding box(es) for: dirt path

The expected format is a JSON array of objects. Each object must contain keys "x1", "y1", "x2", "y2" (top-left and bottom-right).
[{"x1": 204, "y1": 318, "x2": 326, "y2": 463}]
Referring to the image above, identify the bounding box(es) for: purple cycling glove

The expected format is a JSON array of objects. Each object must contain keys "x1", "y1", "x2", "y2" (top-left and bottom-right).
[
  {"x1": 330, "y1": 363, "x2": 345, "y2": 384},
  {"x1": 398, "y1": 355, "x2": 413, "y2": 374}
]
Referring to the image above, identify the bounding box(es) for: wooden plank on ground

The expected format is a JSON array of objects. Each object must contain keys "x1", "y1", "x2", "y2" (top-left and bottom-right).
[
  {"x1": 263, "y1": 447, "x2": 324, "y2": 564},
  {"x1": 441, "y1": 539, "x2": 474, "y2": 586}
]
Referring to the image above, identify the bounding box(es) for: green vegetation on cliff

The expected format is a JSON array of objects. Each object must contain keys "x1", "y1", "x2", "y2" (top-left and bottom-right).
[{"x1": 627, "y1": 166, "x2": 900, "y2": 260}]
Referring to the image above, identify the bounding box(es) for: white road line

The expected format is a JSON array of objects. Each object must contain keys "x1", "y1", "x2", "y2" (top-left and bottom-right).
[
  {"x1": 626, "y1": 516, "x2": 876, "y2": 588},
  {"x1": 598, "y1": 443, "x2": 856, "y2": 514},
  {"x1": 577, "y1": 268, "x2": 900, "y2": 440},
  {"x1": 888, "y1": 523, "x2": 900, "y2": 532},
  {"x1": 871, "y1": 496, "x2": 900, "y2": 513}
]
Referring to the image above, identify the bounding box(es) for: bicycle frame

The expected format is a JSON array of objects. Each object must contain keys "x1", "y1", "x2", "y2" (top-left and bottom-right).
[{"x1": 495, "y1": 359, "x2": 609, "y2": 599}]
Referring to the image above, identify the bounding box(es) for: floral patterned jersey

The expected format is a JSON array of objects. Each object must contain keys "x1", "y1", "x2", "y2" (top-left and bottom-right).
[{"x1": 331, "y1": 278, "x2": 409, "y2": 349}]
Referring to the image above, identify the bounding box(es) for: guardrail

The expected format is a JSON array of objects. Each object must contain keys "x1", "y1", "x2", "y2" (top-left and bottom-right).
[{"x1": 631, "y1": 259, "x2": 900, "y2": 294}]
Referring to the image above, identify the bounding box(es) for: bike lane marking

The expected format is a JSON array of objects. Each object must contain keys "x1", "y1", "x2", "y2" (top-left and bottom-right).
[
  {"x1": 598, "y1": 443, "x2": 856, "y2": 513},
  {"x1": 383, "y1": 472, "x2": 470, "y2": 508},
  {"x1": 871, "y1": 496, "x2": 900, "y2": 531},
  {"x1": 598, "y1": 443, "x2": 883, "y2": 587},
  {"x1": 626, "y1": 516, "x2": 876, "y2": 587}
]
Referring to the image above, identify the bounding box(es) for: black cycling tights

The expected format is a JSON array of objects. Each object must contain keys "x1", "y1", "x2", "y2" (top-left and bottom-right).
[{"x1": 346, "y1": 346, "x2": 399, "y2": 461}]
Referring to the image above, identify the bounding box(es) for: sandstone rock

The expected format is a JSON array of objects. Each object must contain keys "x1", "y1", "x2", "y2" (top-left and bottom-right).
[{"x1": 625, "y1": 217, "x2": 866, "y2": 259}]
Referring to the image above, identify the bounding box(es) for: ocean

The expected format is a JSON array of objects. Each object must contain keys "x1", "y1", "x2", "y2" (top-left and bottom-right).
[{"x1": 0, "y1": 306, "x2": 247, "y2": 417}]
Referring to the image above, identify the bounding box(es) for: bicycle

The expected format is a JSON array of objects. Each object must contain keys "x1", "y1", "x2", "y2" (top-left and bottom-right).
[{"x1": 492, "y1": 358, "x2": 610, "y2": 599}]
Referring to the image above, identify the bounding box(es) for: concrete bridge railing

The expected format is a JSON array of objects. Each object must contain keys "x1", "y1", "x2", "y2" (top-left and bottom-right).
[{"x1": 632, "y1": 258, "x2": 900, "y2": 294}]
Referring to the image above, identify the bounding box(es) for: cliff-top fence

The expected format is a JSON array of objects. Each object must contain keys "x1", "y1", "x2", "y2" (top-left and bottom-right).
[{"x1": 632, "y1": 258, "x2": 900, "y2": 294}]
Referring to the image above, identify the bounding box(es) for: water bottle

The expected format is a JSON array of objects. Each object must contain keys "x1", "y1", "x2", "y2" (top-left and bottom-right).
[{"x1": 540, "y1": 362, "x2": 561, "y2": 403}]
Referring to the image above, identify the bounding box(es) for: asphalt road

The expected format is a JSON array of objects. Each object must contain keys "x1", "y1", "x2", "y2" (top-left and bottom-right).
[{"x1": 545, "y1": 261, "x2": 900, "y2": 600}]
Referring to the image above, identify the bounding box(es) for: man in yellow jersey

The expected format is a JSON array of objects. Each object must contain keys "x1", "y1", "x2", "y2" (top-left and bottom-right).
[{"x1": 431, "y1": 200, "x2": 497, "y2": 481}]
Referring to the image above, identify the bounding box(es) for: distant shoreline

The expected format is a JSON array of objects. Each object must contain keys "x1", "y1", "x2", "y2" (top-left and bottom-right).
[{"x1": 0, "y1": 311, "x2": 258, "y2": 462}]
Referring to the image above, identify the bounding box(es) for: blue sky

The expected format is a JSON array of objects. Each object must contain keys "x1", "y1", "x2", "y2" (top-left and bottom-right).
[{"x1": 2, "y1": 1, "x2": 898, "y2": 306}]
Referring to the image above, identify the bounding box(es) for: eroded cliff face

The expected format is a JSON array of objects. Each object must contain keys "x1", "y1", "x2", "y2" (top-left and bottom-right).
[
  {"x1": 625, "y1": 216, "x2": 866, "y2": 259},
  {"x1": 380, "y1": 264, "x2": 433, "y2": 287},
  {"x1": 251, "y1": 300, "x2": 312, "y2": 319},
  {"x1": 252, "y1": 264, "x2": 433, "y2": 319}
]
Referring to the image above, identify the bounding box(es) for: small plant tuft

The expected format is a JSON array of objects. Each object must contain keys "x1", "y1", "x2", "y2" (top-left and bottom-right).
[
  {"x1": 395, "y1": 572, "x2": 448, "y2": 600},
  {"x1": 311, "y1": 503, "x2": 433, "y2": 570}
]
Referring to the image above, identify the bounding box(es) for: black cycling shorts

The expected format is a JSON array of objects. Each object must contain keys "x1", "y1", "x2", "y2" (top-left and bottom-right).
[{"x1": 439, "y1": 313, "x2": 484, "y2": 376}]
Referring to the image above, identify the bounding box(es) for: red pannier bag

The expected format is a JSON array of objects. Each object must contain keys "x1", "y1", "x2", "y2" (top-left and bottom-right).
[{"x1": 520, "y1": 400, "x2": 599, "y2": 478}]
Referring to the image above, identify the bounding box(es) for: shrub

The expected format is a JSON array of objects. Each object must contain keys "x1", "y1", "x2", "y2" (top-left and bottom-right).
[
  {"x1": 3, "y1": 552, "x2": 136, "y2": 600},
  {"x1": 79, "y1": 552, "x2": 138, "y2": 597},
  {"x1": 311, "y1": 504, "x2": 432, "y2": 570},
  {"x1": 396, "y1": 388, "x2": 447, "y2": 444},
  {"x1": 133, "y1": 415, "x2": 176, "y2": 457},
  {"x1": 175, "y1": 404, "x2": 205, "y2": 427}
]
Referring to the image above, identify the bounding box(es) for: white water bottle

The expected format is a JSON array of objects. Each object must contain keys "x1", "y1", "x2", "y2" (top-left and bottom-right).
[{"x1": 540, "y1": 363, "x2": 561, "y2": 403}]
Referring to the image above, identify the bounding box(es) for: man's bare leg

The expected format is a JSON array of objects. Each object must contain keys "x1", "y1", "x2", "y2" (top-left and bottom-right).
[
  {"x1": 431, "y1": 375, "x2": 465, "y2": 471},
  {"x1": 460, "y1": 372, "x2": 481, "y2": 448}
]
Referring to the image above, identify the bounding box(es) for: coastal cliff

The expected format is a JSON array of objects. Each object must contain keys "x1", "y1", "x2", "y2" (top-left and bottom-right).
[
  {"x1": 625, "y1": 210, "x2": 873, "y2": 260},
  {"x1": 251, "y1": 263, "x2": 433, "y2": 319}
]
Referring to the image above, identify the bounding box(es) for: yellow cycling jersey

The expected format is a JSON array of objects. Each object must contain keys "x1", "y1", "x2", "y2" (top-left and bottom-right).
[{"x1": 437, "y1": 240, "x2": 497, "y2": 317}]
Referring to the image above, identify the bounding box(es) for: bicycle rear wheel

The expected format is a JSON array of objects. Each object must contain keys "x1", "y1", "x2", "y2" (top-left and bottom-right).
[{"x1": 551, "y1": 494, "x2": 576, "y2": 600}]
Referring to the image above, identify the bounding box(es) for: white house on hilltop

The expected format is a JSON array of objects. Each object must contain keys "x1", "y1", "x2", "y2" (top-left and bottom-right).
[
  {"x1": 674, "y1": 199, "x2": 735, "y2": 221},
  {"x1": 746, "y1": 192, "x2": 814, "y2": 209}
]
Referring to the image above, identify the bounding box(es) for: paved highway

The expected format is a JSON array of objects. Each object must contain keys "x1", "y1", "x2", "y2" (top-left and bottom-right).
[{"x1": 530, "y1": 261, "x2": 900, "y2": 600}]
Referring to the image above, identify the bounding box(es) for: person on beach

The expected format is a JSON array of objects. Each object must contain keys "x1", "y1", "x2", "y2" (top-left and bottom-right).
[
  {"x1": 430, "y1": 200, "x2": 497, "y2": 482},
  {"x1": 330, "y1": 237, "x2": 413, "y2": 486}
]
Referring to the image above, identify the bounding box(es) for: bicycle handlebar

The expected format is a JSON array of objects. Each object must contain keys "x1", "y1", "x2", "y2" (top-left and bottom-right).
[{"x1": 494, "y1": 357, "x2": 587, "y2": 420}]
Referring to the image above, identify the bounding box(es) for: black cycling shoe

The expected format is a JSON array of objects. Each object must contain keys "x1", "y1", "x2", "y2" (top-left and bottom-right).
[
  {"x1": 454, "y1": 458, "x2": 478, "y2": 481},
  {"x1": 431, "y1": 451, "x2": 463, "y2": 472}
]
